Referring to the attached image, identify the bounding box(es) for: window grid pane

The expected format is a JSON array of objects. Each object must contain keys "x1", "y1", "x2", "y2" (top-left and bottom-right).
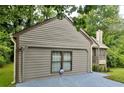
[
  {"x1": 63, "y1": 52, "x2": 71, "y2": 71},
  {"x1": 52, "y1": 52, "x2": 61, "y2": 72},
  {"x1": 63, "y1": 61, "x2": 71, "y2": 71},
  {"x1": 52, "y1": 52, "x2": 61, "y2": 61},
  {"x1": 52, "y1": 62, "x2": 61, "y2": 72}
]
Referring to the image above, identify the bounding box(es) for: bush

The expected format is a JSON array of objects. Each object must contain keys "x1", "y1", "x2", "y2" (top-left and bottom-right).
[
  {"x1": 93, "y1": 64, "x2": 99, "y2": 72},
  {"x1": 0, "y1": 56, "x2": 6, "y2": 67},
  {"x1": 0, "y1": 44, "x2": 12, "y2": 68},
  {"x1": 98, "y1": 66, "x2": 103, "y2": 72},
  {"x1": 103, "y1": 66, "x2": 108, "y2": 72},
  {"x1": 107, "y1": 55, "x2": 118, "y2": 67},
  {"x1": 107, "y1": 67, "x2": 110, "y2": 72},
  {"x1": 92, "y1": 64, "x2": 109, "y2": 72},
  {"x1": 107, "y1": 49, "x2": 124, "y2": 68},
  {"x1": 93, "y1": 64, "x2": 97, "y2": 71}
]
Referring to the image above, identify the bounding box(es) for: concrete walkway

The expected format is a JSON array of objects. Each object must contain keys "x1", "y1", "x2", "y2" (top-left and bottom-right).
[{"x1": 16, "y1": 72, "x2": 124, "y2": 87}]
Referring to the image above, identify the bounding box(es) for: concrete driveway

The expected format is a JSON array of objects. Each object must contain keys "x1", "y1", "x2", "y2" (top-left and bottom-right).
[{"x1": 16, "y1": 72, "x2": 124, "y2": 87}]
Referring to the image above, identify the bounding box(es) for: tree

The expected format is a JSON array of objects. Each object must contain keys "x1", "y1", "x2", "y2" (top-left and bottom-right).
[
  {"x1": 74, "y1": 5, "x2": 120, "y2": 36},
  {"x1": 0, "y1": 5, "x2": 77, "y2": 65}
]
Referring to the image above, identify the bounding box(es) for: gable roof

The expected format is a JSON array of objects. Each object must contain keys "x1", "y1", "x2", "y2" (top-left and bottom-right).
[
  {"x1": 91, "y1": 36, "x2": 108, "y2": 49},
  {"x1": 12, "y1": 15, "x2": 93, "y2": 44}
]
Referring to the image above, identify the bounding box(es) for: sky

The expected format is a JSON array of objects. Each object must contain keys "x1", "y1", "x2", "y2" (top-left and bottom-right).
[
  {"x1": 119, "y1": 5, "x2": 124, "y2": 18},
  {"x1": 71, "y1": 5, "x2": 124, "y2": 18}
]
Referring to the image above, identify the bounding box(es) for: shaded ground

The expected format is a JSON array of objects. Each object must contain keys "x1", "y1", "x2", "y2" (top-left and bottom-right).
[
  {"x1": 16, "y1": 72, "x2": 124, "y2": 87},
  {"x1": 107, "y1": 68, "x2": 124, "y2": 83},
  {"x1": 0, "y1": 63, "x2": 13, "y2": 87}
]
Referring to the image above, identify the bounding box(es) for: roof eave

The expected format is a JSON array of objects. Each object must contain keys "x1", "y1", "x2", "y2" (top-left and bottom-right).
[{"x1": 80, "y1": 29, "x2": 93, "y2": 45}]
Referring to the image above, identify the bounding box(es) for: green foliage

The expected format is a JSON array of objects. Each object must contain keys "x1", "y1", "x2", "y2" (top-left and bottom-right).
[
  {"x1": 93, "y1": 64, "x2": 110, "y2": 72},
  {"x1": 104, "y1": 29, "x2": 124, "y2": 67},
  {"x1": 0, "y1": 56, "x2": 6, "y2": 67},
  {"x1": 74, "y1": 5, "x2": 120, "y2": 36},
  {"x1": 107, "y1": 67, "x2": 110, "y2": 72},
  {"x1": 0, "y1": 44, "x2": 11, "y2": 67}
]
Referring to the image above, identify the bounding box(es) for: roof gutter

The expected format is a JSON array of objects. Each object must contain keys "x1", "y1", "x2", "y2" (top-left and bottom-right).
[{"x1": 90, "y1": 44, "x2": 93, "y2": 72}]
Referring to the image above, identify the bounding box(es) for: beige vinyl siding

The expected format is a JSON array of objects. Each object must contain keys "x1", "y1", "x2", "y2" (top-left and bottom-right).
[
  {"x1": 19, "y1": 18, "x2": 90, "y2": 48},
  {"x1": 72, "y1": 49, "x2": 88, "y2": 73},
  {"x1": 21, "y1": 48, "x2": 88, "y2": 81},
  {"x1": 23, "y1": 48, "x2": 50, "y2": 81},
  {"x1": 92, "y1": 48, "x2": 107, "y2": 65},
  {"x1": 92, "y1": 48, "x2": 97, "y2": 64},
  {"x1": 17, "y1": 50, "x2": 22, "y2": 82}
]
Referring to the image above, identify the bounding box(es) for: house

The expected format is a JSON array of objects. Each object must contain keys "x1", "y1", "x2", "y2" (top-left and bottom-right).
[
  {"x1": 11, "y1": 15, "x2": 107, "y2": 83},
  {"x1": 91, "y1": 30, "x2": 108, "y2": 67}
]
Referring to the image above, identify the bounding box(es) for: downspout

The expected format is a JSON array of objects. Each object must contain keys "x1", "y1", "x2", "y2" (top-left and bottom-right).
[
  {"x1": 10, "y1": 33, "x2": 16, "y2": 84},
  {"x1": 90, "y1": 44, "x2": 93, "y2": 72},
  {"x1": 97, "y1": 44, "x2": 100, "y2": 65}
]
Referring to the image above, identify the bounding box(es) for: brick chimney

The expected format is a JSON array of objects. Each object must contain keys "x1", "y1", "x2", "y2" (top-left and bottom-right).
[{"x1": 96, "y1": 30, "x2": 103, "y2": 44}]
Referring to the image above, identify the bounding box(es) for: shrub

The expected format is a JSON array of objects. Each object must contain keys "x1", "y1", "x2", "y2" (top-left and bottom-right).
[
  {"x1": 93, "y1": 64, "x2": 98, "y2": 71},
  {"x1": 107, "y1": 67, "x2": 110, "y2": 72},
  {"x1": 92, "y1": 64, "x2": 109, "y2": 72},
  {"x1": 107, "y1": 55, "x2": 118, "y2": 67},
  {"x1": 98, "y1": 66, "x2": 103, "y2": 72},
  {"x1": 0, "y1": 44, "x2": 11, "y2": 67},
  {"x1": 0, "y1": 56, "x2": 6, "y2": 67},
  {"x1": 107, "y1": 49, "x2": 124, "y2": 68},
  {"x1": 103, "y1": 66, "x2": 107, "y2": 72},
  {"x1": 93, "y1": 64, "x2": 95, "y2": 71},
  {"x1": 93, "y1": 64, "x2": 99, "y2": 72}
]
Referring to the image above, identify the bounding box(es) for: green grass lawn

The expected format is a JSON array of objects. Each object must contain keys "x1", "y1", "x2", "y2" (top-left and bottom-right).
[
  {"x1": 0, "y1": 63, "x2": 14, "y2": 87},
  {"x1": 107, "y1": 68, "x2": 124, "y2": 83}
]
